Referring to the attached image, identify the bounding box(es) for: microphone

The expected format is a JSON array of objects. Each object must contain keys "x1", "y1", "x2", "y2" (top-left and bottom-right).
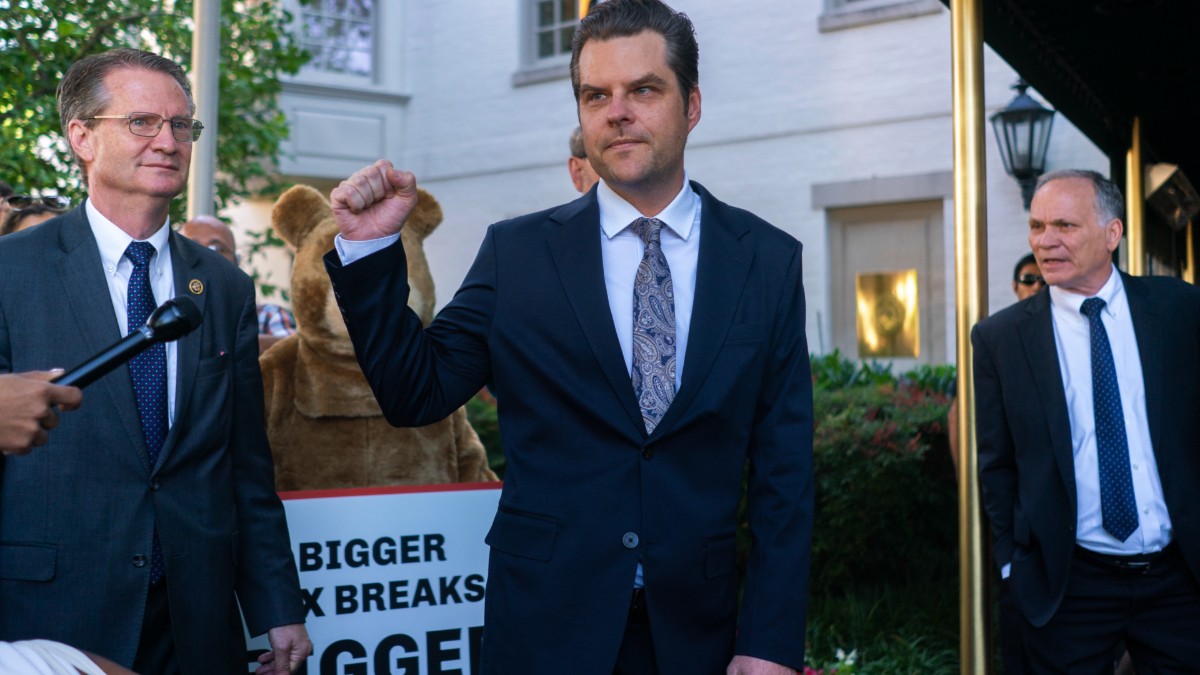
[{"x1": 53, "y1": 297, "x2": 204, "y2": 388}]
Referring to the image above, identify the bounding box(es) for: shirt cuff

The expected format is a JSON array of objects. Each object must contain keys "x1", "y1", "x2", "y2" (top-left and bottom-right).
[
  {"x1": 1001, "y1": 562, "x2": 1011, "y2": 579},
  {"x1": 335, "y1": 232, "x2": 401, "y2": 265}
]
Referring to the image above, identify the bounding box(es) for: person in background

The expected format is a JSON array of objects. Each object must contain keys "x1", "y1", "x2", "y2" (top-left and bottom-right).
[
  {"x1": 0, "y1": 180, "x2": 13, "y2": 228},
  {"x1": 178, "y1": 215, "x2": 297, "y2": 354},
  {"x1": 0, "y1": 48, "x2": 309, "y2": 674},
  {"x1": 1012, "y1": 252, "x2": 1045, "y2": 301},
  {"x1": 568, "y1": 125, "x2": 600, "y2": 194},
  {"x1": 1, "y1": 195, "x2": 71, "y2": 236}
]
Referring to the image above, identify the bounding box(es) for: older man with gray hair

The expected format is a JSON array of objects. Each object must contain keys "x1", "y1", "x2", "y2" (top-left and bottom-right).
[{"x1": 973, "y1": 169, "x2": 1200, "y2": 672}]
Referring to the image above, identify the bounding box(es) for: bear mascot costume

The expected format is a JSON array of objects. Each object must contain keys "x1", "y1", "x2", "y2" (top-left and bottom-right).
[{"x1": 261, "y1": 184, "x2": 497, "y2": 491}]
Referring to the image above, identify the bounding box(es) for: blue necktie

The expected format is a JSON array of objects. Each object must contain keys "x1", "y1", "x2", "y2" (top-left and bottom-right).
[
  {"x1": 125, "y1": 241, "x2": 167, "y2": 582},
  {"x1": 630, "y1": 217, "x2": 676, "y2": 434},
  {"x1": 1080, "y1": 297, "x2": 1138, "y2": 542}
]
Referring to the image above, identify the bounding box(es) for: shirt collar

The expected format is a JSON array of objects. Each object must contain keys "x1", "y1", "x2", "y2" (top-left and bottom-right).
[
  {"x1": 86, "y1": 198, "x2": 171, "y2": 274},
  {"x1": 1049, "y1": 263, "x2": 1124, "y2": 320},
  {"x1": 597, "y1": 175, "x2": 699, "y2": 241}
]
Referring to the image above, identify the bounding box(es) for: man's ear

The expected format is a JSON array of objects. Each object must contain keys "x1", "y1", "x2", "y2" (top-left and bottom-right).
[
  {"x1": 686, "y1": 87, "x2": 702, "y2": 133},
  {"x1": 1105, "y1": 217, "x2": 1124, "y2": 252},
  {"x1": 68, "y1": 119, "x2": 95, "y2": 164}
]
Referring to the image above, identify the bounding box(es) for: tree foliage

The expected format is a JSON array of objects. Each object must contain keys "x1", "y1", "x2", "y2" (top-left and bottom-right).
[{"x1": 0, "y1": 0, "x2": 309, "y2": 221}]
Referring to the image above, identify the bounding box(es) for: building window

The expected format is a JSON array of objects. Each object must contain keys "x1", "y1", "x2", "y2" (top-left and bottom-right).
[
  {"x1": 819, "y1": 0, "x2": 942, "y2": 33},
  {"x1": 534, "y1": 0, "x2": 579, "y2": 61},
  {"x1": 298, "y1": 0, "x2": 375, "y2": 78},
  {"x1": 514, "y1": 0, "x2": 579, "y2": 86}
]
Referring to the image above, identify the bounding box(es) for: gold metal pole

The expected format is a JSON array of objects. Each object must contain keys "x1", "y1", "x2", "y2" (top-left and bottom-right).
[
  {"x1": 950, "y1": 0, "x2": 990, "y2": 672},
  {"x1": 1126, "y1": 117, "x2": 1144, "y2": 275}
]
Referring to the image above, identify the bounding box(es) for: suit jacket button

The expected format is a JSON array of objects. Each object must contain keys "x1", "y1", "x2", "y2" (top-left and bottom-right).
[
  {"x1": 132, "y1": 554, "x2": 147, "y2": 568},
  {"x1": 642, "y1": 447, "x2": 654, "y2": 460},
  {"x1": 150, "y1": 479, "x2": 160, "y2": 492},
  {"x1": 622, "y1": 532, "x2": 639, "y2": 549}
]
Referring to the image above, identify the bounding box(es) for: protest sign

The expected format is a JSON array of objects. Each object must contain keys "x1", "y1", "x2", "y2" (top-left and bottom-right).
[{"x1": 245, "y1": 483, "x2": 501, "y2": 674}]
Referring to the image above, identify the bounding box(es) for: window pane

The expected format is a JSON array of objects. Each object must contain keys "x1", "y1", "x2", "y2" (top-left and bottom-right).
[
  {"x1": 300, "y1": 0, "x2": 374, "y2": 77},
  {"x1": 559, "y1": 26, "x2": 575, "y2": 54},
  {"x1": 537, "y1": 30, "x2": 555, "y2": 59},
  {"x1": 538, "y1": 0, "x2": 555, "y2": 26},
  {"x1": 560, "y1": 0, "x2": 576, "y2": 21}
]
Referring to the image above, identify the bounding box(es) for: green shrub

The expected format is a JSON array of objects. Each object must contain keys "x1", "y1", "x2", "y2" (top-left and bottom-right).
[
  {"x1": 810, "y1": 374, "x2": 956, "y2": 595},
  {"x1": 810, "y1": 349, "x2": 897, "y2": 391},
  {"x1": 898, "y1": 363, "x2": 958, "y2": 396}
]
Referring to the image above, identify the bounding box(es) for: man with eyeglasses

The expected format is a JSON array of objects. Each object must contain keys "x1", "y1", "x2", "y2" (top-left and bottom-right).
[{"x1": 0, "y1": 49, "x2": 309, "y2": 674}]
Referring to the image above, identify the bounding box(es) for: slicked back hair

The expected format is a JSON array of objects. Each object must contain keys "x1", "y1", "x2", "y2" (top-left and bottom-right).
[
  {"x1": 570, "y1": 0, "x2": 699, "y2": 113},
  {"x1": 57, "y1": 48, "x2": 194, "y2": 184}
]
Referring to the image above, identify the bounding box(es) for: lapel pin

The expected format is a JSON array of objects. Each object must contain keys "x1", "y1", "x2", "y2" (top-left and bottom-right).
[{"x1": 188, "y1": 279, "x2": 204, "y2": 295}]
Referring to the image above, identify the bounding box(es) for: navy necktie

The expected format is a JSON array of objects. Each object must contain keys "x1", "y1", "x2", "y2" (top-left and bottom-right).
[
  {"x1": 125, "y1": 241, "x2": 167, "y2": 582},
  {"x1": 1080, "y1": 297, "x2": 1138, "y2": 542},
  {"x1": 630, "y1": 217, "x2": 676, "y2": 434}
]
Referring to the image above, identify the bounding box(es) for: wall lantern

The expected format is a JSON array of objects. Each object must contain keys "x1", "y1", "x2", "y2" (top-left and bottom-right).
[{"x1": 991, "y1": 79, "x2": 1056, "y2": 209}]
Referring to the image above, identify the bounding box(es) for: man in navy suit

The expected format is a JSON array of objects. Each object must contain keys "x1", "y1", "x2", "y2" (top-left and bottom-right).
[
  {"x1": 324, "y1": 2, "x2": 813, "y2": 673},
  {"x1": 0, "y1": 49, "x2": 309, "y2": 674},
  {"x1": 973, "y1": 170, "x2": 1200, "y2": 672}
]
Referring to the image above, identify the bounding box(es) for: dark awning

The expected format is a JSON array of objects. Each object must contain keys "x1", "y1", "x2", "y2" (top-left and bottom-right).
[{"x1": 943, "y1": 0, "x2": 1200, "y2": 182}]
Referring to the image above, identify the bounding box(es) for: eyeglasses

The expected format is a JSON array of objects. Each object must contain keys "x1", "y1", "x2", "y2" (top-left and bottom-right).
[
  {"x1": 4, "y1": 194, "x2": 71, "y2": 211},
  {"x1": 1016, "y1": 273, "x2": 1045, "y2": 286},
  {"x1": 83, "y1": 112, "x2": 204, "y2": 143}
]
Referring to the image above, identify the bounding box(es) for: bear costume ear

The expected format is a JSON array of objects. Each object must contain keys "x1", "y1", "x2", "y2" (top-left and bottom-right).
[
  {"x1": 272, "y1": 184, "x2": 333, "y2": 250},
  {"x1": 404, "y1": 188, "x2": 443, "y2": 241}
]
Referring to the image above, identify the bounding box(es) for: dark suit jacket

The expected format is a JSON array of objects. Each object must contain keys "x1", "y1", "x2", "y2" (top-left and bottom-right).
[
  {"x1": 972, "y1": 272, "x2": 1200, "y2": 627},
  {"x1": 0, "y1": 208, "x2": 304, "y2": 672},
  {"x1": 326, "y1": 182, "x2": 814, "y2": 673}
]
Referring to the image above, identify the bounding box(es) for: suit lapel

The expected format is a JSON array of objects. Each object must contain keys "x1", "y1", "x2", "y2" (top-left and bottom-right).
[
  {"x1": 1123, "y1": 274, "x2": 1164, "y2": 456},
  {"x1": 55, "y1": 209, "x2": 150, "y2": 471},
  {"x1": 654, "y1": 184, "x2": 753, "y2": 435},
  {"x1": 159, "y1": 232, "x2": 208, "y2": 468},
  {"x1": 1017, "y1": 291, "x2": 1077, "y2": 501},
  {"x1": 546, "y1": 195, "x2": 647, "y2": 435}
]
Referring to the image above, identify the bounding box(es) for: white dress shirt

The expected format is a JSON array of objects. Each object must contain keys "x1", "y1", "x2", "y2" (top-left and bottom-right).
[
  {"x1": 1049, "y1": 265, "x2": 1171, "y2": 555},
  {"x1": 596, "y1": 178, "x2": 700, "y2": 391},
  {"x1": 86, "y1": 199, "x2": 178, "y2": 425}
]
